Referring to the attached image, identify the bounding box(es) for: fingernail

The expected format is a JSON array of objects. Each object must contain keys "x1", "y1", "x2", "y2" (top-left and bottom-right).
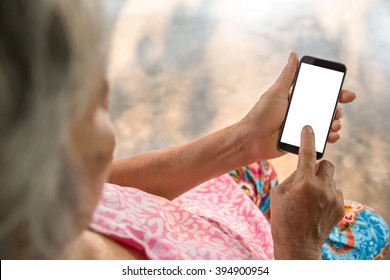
[
  {"x1": 305, "y1": 125, "x2": 313, "y2": 134},
  {"x1": 288, "y1": 52, "x2": 293, "y2": 62}
]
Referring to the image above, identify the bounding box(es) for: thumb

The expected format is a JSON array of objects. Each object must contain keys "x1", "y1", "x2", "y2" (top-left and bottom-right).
[{"x1": 272, "y1": 52, "x2": 299, "y2": 94}]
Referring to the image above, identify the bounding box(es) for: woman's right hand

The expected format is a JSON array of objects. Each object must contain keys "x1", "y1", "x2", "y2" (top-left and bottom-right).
[{"x1": 270, "y1": 125, "x2": 345, "y2": 259}]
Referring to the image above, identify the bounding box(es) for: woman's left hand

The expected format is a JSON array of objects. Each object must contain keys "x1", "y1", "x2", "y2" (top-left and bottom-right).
[{"x1": 239, "y1": 52, "x2": 356, "y2": 161}]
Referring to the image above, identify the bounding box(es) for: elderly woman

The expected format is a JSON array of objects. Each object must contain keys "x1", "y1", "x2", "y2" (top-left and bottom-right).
[{"x1": 0, "y1": 0, "x2": 388, "y2": 260}]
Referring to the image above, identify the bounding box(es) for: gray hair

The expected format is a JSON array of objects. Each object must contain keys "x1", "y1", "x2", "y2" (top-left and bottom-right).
[{"x1": 0, "y1": 0, "x2": 102, "y2": 259}]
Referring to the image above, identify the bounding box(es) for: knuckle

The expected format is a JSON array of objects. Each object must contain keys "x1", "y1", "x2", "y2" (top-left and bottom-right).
[
  {"x1": 270, "y1": 185, "x2": 283, "y2": 196},
  {"x1": 337, "y1": 189, "x2": 344, "y2": 200},
  {"x1": 337, "y1": 204, "x2": 345, "y2": 220},
  {"x1": 299, "y1": 151, "x2": 316, "y2": 161},
  {"x1": 300, "y1": 176, "x2": 316, "y2": 188},
  {"x1": 333, "y1": 194, "x2": 345, "y2": 218},
  {"x1": 319, "y1": 160, "x2": 335, "y2": 173},
  {"x1": 322, "y1": 160, "x2": 335, "y2": 170},
  {"x1": 300, "y1": 150, "x2": 315, "y2": 156}
]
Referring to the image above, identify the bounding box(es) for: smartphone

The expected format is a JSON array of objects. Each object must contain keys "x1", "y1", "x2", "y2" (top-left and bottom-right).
[{"x1": 278, "y1": 55, "x2": 347, "y2": 159}]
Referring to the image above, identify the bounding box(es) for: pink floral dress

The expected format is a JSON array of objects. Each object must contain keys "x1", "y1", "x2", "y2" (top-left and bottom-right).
[
  {"x1": 91, "y1": 161, "x2": 389, "y2": 259},
  {"x1": 90, "y1": 174, "x2": 274, "y2": 260}
]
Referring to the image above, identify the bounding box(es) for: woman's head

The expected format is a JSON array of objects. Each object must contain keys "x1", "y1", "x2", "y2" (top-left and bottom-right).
[{"x1": 0, "y1": 0, "x2": 115, "y2": 259}]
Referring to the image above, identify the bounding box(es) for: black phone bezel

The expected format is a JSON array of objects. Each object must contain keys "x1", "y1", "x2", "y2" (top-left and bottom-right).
[{"x1": 278, "y1": 55, "x2": 347, "y2": 160}]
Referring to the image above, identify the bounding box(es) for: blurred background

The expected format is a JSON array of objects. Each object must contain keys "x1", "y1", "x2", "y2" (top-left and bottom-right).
[{"x1": 103, "y1": 0, "x2": 390, "y2": 258}]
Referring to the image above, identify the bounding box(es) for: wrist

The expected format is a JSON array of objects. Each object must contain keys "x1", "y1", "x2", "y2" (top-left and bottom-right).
[
  {"x1": 272, "y1": 226, "x2": 323, "y2": 260},
  {"x1": 229, "y1": 120, "x2": 258, "y2": 165},
  {"x1": 273, "y1": 242, "x2": 322, "y2": 260},
  {"x1": 235, "y1": 118, "x2": 267, "y2": 163}
]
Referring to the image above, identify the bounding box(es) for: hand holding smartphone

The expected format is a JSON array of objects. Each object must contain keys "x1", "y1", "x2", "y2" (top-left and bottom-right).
[{"x1": 278, "y1": 55, "x2": 347, "y2": 159}]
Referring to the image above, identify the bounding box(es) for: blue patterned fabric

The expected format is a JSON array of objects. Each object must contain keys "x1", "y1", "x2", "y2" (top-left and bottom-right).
[
  {"x1": 230, "y1": 161, "x2": 389, "y2": 260},
  {"x1": 322, "y1": 200, "x2": 389, "y2": 260}
]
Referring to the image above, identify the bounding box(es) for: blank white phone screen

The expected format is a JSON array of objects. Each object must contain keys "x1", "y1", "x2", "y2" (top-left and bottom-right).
[{"x1": 281, "y1": 62, "x2": 344, "y2": 153}]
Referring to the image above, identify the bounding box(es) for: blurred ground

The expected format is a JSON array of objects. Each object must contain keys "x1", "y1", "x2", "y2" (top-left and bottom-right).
[{"x1": 104, "y1": 0, "x2": 390, "y2": 258}]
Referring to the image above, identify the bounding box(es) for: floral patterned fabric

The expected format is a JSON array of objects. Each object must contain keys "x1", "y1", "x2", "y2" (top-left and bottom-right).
[
  {"x1": 322, "y1": 201, "x2": 389, "y2": 260},
  {"x1": 229, "y1": 161, "x2": 389, "y2": 260},
  {"x1": 228, "y1": 160, "x2": 278, "y2": 222},
  {"x1": 90, "y1": 160, "x2": 389, "y2": 259},
  {"x1": 90, "y1": 175, "x2": 274, "y2": 260}
]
